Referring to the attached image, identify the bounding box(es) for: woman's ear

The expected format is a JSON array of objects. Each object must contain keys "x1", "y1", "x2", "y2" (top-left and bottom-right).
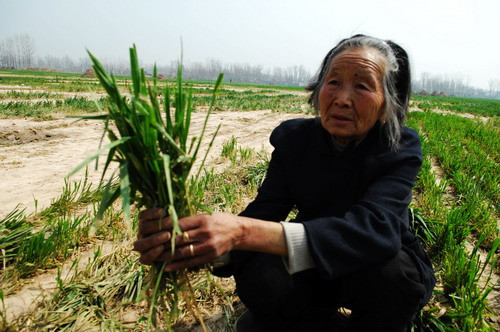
[{"x1": 378, "y1": 104, "x2": 387, "y2": 124}]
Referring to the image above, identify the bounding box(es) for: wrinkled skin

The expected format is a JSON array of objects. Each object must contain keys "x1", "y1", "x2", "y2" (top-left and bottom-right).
[{"x1": 319, "y1": 47, "x2": 386, "y2": 145}]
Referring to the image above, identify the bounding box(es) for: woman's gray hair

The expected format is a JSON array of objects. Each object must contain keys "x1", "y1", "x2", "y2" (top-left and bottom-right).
[{"x1": 307, "y1": 35, "x2": 412, "y2": 150}]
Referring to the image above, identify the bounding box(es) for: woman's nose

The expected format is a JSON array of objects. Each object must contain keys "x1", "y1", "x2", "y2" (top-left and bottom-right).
[{"x1": 334, "y1": 87, "x2": 353, "y2": 108}]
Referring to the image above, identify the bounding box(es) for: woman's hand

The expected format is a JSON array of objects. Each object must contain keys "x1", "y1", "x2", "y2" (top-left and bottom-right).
[
  {"x1": 133, "y1": 208, "x2": 246, "y2": 272},
  {"x1": 133, "y1": 208, "x2": 288, "y2": 272}
]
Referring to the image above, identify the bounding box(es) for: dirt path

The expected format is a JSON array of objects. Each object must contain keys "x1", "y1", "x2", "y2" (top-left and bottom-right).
[
  {"x1": 0, "y1": 110, "x2": 310, "y2": 218},
  {"x1": 0, "y1": 91, "x2": 108, "y2": 103},
  {"x1": 220, "y1": 86, "x2": 309, "y2": 97},
  {"x1": 409, "y1": 106, "x2": 490, "y2": 123},
  {"x1": 0, "y1": 117, "x2": 107, "y2": 217}
]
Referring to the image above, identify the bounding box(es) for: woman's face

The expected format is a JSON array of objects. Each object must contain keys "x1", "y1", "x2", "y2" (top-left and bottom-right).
[{"x1": 319, "y1": 47, "x2": 386, "y2": 145}]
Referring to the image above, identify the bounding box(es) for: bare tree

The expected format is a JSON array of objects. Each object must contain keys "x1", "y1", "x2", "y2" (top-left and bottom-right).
[
  {"x1": 18, "y1": 34, "x2": 36, "y2": 67},
  {"x1": 0, "y1": 33, "x2": 36, "y2": 68},
  {"x1": 488, "y1": 79, "x2": 500, "y2": 98},
  {"x1": 0, "y1": 37, "x2": 16, "y2": 68}
]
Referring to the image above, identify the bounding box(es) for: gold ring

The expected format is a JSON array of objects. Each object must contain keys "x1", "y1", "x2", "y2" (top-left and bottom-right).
[
  {"x1": 182, "y1": 231, "x2": 190, "y2": 242},
  {"x1": 189, "y1": 244, "x2": 195, "y2": 257}
]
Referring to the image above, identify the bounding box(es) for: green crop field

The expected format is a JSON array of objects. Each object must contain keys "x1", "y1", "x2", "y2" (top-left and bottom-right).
[{"x1": 0, "y1": 69, "x2": 498, "y2": 331}]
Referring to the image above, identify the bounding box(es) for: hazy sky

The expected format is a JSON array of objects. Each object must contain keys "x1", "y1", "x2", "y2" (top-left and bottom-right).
[{"x1": 1, "y1": 0, "x2": 499, "y2": 89}]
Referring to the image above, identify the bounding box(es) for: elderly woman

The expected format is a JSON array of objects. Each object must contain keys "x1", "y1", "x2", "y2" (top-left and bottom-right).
[{"x1": 134, "y1": 34, "x2": 435, "y2": 331}]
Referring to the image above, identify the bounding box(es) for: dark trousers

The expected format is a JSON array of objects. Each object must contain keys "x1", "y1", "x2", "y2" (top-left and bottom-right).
[{"x1": 233, "y1": 250, "x2": 427, "y2": 332}]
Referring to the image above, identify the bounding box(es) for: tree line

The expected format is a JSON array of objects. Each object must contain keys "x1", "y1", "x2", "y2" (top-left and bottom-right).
[
  {"x1": 155, "y1": 59, "x2": 311, "y2": 86},
  {"x1": 1, "y1": 34, "x2": 498, "y2": 99},
  {"x1": 34, "y1": 56, "x2": 311, "y2": 86},
  {"x1": 0, "y1": 34, "x2": 311, "y2": 86},
  {"x1": 413, "y1": 72, "x2": 500, "y2": 99}
]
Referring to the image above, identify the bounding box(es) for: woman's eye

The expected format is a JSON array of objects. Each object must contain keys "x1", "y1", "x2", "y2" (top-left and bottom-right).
[
  {"x1": 328, "y1": 80, "x2": 339, "y2": 86},
  {"x1": 356, "y1": 83, "x2": 369, "y2": 90}
]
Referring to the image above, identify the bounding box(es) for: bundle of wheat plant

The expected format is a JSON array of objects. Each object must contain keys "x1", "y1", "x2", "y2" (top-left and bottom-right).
[{"x1": 68, "y1": 45, "x2": 223, "y2": 330}]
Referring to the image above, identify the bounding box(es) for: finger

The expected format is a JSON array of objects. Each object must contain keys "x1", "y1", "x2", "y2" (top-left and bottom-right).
[
  {"x1": 156, "y1": 243, "x2": 196, "y2": 262},
  {"x1": 139, "y1": 208, "x2": 165, "y2": 222},
  {"x1": 171, "y1": 229, "x2": 196, "y2": 246},
  {"x1": 156, "y1": 241, "x2": 215, "y2": 262},
  {"x1": 133, "y1": 231, "x2": 171, "y2": 252},
  {"x1": 138, "y1": 211, "x2": 205, "y2": 236},
  {"x1": 172, "y1": 228, "x2": 210, "y2": 248},
  {"x1": 164, "y1": 254, "x2": 214, "y2": 272},
  {"x1": 171, "y1": 225, "x2": 217, "y2": 247},
  {"x1": 139, "y1": 217, "x2": 172, "y2": 236},
  {"x1": 177, "y1": 213, "x2": 210, "y2": 232},
  {"x1": 139, "y1": 245, "x2": 165, "y2": 265},
  {"x1": 149, "y1": 214, "x2": 207, "y2": 244}
]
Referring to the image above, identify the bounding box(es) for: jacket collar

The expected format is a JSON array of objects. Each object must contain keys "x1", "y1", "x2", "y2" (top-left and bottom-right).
[{"x1": 315, "y1": 118, "x2": 382, "y2": 157}]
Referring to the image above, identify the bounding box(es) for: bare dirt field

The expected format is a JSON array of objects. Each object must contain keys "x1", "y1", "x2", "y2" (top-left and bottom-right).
[{"x1": 0, "y1": 110, "x2": 310, "y2": 218}]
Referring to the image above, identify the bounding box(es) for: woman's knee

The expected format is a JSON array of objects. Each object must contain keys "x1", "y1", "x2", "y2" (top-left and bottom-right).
[
  {"x1": 378, "y1": 249, "x2": 427, "y2": 306},
  {"x1": 335, "y1": 250, "x2": 427, "y2": 331},
  {"x1": 233, "y1": 253, "x2": 326, "y2": 326},
  {"x1": 234, "y1": 254, "x2": 293, "y2": 316}
]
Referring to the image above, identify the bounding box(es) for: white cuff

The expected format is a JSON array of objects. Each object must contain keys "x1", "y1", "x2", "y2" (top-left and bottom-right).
[{"x1": 280, "y1": 221, "x2": 316, "y2": 274}]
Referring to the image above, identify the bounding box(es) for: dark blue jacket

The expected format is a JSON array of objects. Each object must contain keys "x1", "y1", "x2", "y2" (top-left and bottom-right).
[{"x1": 219, "y1": 118, "x2": 435, "y2": 305}]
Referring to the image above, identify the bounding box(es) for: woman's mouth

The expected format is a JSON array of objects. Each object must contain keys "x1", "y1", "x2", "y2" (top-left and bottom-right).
[{"x1": 331, "y1": 114, "x2": 353, "y2": 122}]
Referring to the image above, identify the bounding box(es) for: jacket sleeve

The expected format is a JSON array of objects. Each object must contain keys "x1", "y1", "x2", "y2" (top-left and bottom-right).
[{"x1": 303, "y1": 128, "x2": 423, "y2": 280}]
